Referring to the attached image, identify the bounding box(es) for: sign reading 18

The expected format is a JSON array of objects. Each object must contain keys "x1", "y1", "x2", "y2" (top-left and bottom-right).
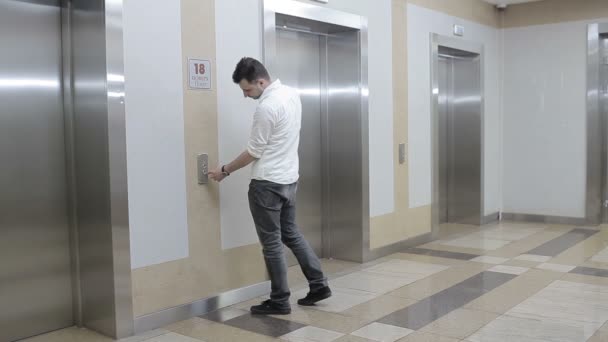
[{"x1": 194, "y1": 63, "x2": 206, "y2": 75}]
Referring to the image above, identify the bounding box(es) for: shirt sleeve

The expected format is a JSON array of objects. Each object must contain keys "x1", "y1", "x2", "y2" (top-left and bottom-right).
[{"x1": 247, "y1": 105, "x2": 274, "y2": 158}]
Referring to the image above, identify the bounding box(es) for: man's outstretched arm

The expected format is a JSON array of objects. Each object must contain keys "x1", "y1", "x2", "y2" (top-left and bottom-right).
[{"x1": 209, "y1": 150, "x2": 257, "y2": 182}]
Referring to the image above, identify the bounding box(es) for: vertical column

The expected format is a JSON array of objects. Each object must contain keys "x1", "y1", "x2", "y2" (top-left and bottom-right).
[{"x1": 70, "y1": 0, "x2": 133, "y2": 338}]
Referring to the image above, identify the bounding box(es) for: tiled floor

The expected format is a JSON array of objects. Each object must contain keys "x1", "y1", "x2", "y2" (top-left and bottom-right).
[{"x1": 26, "y1": 222, "x2": 608, "y2": 342}]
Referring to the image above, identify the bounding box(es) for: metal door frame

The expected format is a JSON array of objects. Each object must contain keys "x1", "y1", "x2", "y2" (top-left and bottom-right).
[
  {"x1": 430, "y1": 33, "x2": 485, "y2": 237},
  {"x1": 586, "y1": 23, "x2": 608, "y2": 225},
  {"x1": 61, "y1": 0, "x2": 82, "y2": 330},
  {"x1": 61, "y1": 0, "x2": 134, "y2": 338},
  {"x1": 262, "y1": 0, "x2": 370, "y2": 262}
]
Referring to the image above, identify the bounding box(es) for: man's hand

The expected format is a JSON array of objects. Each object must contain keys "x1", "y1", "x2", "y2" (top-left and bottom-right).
[
  {"x1": 208, "y1": 151, "x2": 257, "y2": 183},
  {"x1": 208, "y1": 166, "x2": 227, "y2": 182}
]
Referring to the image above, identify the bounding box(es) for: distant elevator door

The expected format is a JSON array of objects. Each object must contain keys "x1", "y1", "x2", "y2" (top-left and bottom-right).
[
  {"x1": 0, "y1": 1, "x2": 73, "y2": 341},
  {"x1": 437, "y1": 46, "x2": 482, "y2": 225},
  {"x1": 275, "y1": 28, "x2": 324, "y2": 263}
]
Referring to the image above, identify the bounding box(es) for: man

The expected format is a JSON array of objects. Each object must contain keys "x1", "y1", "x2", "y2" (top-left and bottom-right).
[{"x1": 209, "y1": 57, "x2": 331, "y2": 315}]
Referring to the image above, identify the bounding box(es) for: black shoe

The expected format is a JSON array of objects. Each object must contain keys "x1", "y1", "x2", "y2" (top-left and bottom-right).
[
  {"x1": 297, "y1": 286, "x2": 332, "y2": 306},
  {"x1": 250, "y1": 299, "x2": 291, "y2": 315}
]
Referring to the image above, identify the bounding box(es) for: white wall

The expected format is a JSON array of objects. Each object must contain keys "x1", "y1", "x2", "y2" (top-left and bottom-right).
[
  {"x1": 501, "y1": 20, "x2": 598, "y2": 218},
  {"x1": 124, "y1": 0, "x2": 189, "y2": 269},
  {"x1": 215, "y1": 0, "x2": 394, "y2": 250},
  {"x1": 215, "y1": 0, "x2": 262, "y2": 250},
  {"x1": 407, "y1": 4, "x2": 502, "y2": 215}
]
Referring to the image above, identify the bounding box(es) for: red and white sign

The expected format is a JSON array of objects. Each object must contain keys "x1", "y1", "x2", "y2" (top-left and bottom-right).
[{"x1": 188, "y1": 59, "x2": 211, "y2": 90}]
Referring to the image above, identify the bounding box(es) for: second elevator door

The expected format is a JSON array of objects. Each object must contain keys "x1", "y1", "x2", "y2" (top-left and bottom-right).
[
  {"x1": 437, "y1": 48, "x2": 482, "y2": 225},
  {"x1": 276, "y1": 29, "x2": 324, "y2": 263}
]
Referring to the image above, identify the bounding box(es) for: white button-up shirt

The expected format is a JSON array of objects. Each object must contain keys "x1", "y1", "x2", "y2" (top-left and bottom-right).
[{"x1": 247, "y1": 79, "x2": 302, "y2": 185}]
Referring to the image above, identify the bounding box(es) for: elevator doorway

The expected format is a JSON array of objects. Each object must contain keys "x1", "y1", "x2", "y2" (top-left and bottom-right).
[
  {"x1": 264, "y1": 0, "x2": 369, "y2": 263},
  {"x1": 432, "y1": 35, "x2": 483, "y2": 227},
  {"x1": 0, "y1": 0, "x2": 74, "y2": 341}
]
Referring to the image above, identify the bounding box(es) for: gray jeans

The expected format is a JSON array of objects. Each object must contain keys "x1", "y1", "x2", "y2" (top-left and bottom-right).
[{"x1": 248, "y1": 180, "x2": 328, "y2": 307}]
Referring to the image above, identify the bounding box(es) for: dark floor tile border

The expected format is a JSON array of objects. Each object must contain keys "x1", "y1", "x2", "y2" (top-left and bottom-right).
[
  {"x1": 570, "y1": 266, "x2": 608, "y2": 278},
  {"x1": 223, "y1": 313, "x2": 306, "y2": 338},
  {"x1": 199, "y1": 307, "x2": 249, "y2": 323},
  {"x1": 402, "y1": 247, "x2": 479, "y2": 261},
  {"x1": 378, "y1": 271, "x2": 516, "y2": 330},
  {"x1": 525, "y1": 228, "x2": 599, "y2": 257}
]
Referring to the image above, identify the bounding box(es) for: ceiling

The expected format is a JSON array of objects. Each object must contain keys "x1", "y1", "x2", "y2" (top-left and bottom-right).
[{"x1": 483, "y1": 0, "x2": 544, "y2": 6}]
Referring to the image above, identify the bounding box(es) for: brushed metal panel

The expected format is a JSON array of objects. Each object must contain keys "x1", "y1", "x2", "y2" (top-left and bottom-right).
[
  {"x1": 438, "y1": 56, "x2": 450, "y2": 224},
  {"x1": 587, "y1": 24, "x2": 605, "y2": 225},
  {"x1": 600, "y1": 34, "x2": 608, "y2": 223},
  {"x1": 72, "y1": 0, "x2": 116, "y2": 335},
  {"x1": 275, "y1": 27, "x2": 324, "y2": 262},
  {"x1": 104, "y1": 0, "x2": 134, "y2": 337},
  {"x1": 327, "y1": 30, "x2": 364, "y2": 262},
  {"x1": 0, "y1": 0, "x2": 73, "y2": 340},
  {"x1": 61, "y1": 0, "x2": 83, "y2": 328},
  {"x1": 71, "y1": 0, "x2": 133, "y2": 338},
  {"x1": 359, "y1": 18, "x2": 370, "y2": 262},
  {"x1": 447, "y1": 50, "x2": 482, "y2": 225}
]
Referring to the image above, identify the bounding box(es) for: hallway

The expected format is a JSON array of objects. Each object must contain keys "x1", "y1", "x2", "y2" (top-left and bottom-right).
[{"x1": 27, "y1": 222, "x2": 608, "y2": 342}]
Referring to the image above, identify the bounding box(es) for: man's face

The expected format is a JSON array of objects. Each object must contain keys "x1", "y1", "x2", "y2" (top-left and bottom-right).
[{"x1": 239, "y1": 79, "x2": 265, "y2": 99}]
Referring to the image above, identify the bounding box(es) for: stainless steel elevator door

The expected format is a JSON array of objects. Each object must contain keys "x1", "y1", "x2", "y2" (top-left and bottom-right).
[
  {"x1": 437, "y1": 47, "x2": 482, "y2": 225},
  {"x1": 325, "y1": 30, "x2": 362, "y2": 261},
  {"x1": 450, "y1": 54, "x2": 482, "y2": 224},
  {"x1": 276, "y1": 29, "x2": 324, "y2": 264},
  {"x1": 0, "y1": 1, "x2": 73, "y2": 340},
  {"x1": 438, "y1": 56, "x2": 450, "y2": 224}
]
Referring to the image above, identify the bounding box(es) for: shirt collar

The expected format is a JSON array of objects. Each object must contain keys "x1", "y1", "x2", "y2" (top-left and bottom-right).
[{"x1": 259, "y1": 79, "x2": 281, "y2": 101}]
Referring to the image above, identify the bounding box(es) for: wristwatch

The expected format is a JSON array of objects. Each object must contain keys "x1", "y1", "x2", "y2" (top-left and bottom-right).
[{"x1": 221, "y1": 165, "x2": 230, "y2": 176}]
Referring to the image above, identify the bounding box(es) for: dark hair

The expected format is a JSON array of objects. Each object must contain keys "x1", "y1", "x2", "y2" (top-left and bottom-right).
[{"x1": 232, "y1": 57, "x2": 270, "y2": 84}]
